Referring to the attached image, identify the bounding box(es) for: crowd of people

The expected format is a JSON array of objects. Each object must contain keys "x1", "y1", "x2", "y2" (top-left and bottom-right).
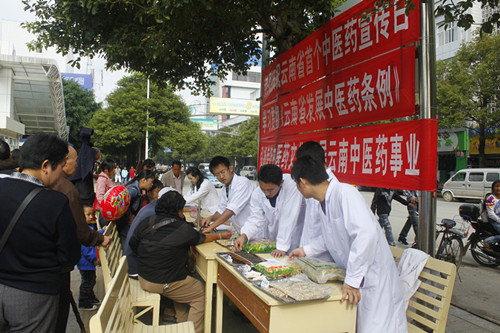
[{"x1": 6, "y1": 133, "x2": 484, "y2": 333}]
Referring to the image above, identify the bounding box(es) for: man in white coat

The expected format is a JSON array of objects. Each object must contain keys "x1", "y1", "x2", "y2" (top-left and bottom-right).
[
  {"x1": 201, "y1": 156, "x2": 254, "y2": 234},
  {"x1": 290, "y1": 156, "x2": 407, "y2": 333},
  {"x1": 234, "y1": 164, "x2": 305, "y2": 257},
  {"x1": 296, "y1": 141, "x2": 338, "y2": 262}
]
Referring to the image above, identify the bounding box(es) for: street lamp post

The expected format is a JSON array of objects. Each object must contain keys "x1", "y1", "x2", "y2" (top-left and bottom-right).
[{"x1": 145, "y1": 79, "x2": 150, "y2": 159}]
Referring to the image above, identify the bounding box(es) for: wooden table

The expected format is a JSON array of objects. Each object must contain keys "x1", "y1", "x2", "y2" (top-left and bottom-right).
[
  {"x1": 192, "y1": 242, "x2": 227, "y2": 333},
  {"x1": 215, "y1": 255, "x2": 357, "y2": 333}
]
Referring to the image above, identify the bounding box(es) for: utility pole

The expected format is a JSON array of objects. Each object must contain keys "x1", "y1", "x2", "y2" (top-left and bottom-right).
[{"x1": 145, "y1": 79, "x2": 150, "y2": 159}]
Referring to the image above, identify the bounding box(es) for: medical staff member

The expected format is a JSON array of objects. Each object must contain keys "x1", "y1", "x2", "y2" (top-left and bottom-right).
[
  {"x1": 234, "y1": 164, "x2": 305, "y2": 257},
  {"x1": 296, "y1": 141, "x2": 338, "y2": 261},
  {"x1": 201, "y1": 156, "x2": 254, "y2": 234},
  {"x1": 290, "y1": 156, "x2": 406, "y2": 333}
]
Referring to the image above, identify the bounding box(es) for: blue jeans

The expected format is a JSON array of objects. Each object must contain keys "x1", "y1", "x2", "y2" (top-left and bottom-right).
[
  {"x1": 378, "y1": 214, "x2": 395, "y2": 246},
  {"x1": 485, "y1": 220, "x2": 500, "y2": 245},
  {"x1": 399, "y1": 212, "x2": 418, "y2": 242}
]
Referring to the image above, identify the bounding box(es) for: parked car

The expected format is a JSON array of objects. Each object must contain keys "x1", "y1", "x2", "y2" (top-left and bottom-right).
[
  {"x1": 441, "y1": 168, "x2": 500, "y2": 202},
  {"x1": 198, "y1": 163, "x2": 210, "y2": 172},
  {"x1": 203, "y1": 170, "x2": 223, "y2": 188},
  {"x1": 240, "y1": 165, "x2": 257, "y2": 180}
]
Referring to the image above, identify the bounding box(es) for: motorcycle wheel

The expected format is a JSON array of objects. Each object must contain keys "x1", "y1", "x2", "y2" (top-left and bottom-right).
[
  {"x1": 436, "y1": 235, "x2": 464, "y2": 268},
  {"x1": 470, "y1": 238, "x2": 500, "y2": 268}
]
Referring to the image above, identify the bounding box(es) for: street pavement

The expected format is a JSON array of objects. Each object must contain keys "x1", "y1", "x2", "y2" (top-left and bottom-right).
[{"x1": 66, "y1": 183, "x2": 500, "y2": 332}]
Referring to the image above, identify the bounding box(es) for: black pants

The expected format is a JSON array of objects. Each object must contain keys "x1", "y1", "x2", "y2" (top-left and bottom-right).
[{"x1": 79, "y1": 270, "x2": 97, "y2": 306}]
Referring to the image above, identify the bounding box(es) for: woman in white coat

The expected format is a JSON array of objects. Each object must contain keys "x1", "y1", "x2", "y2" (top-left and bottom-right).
[{"x1": 184, "y1": 167, "x2": 219, "y2": 215}]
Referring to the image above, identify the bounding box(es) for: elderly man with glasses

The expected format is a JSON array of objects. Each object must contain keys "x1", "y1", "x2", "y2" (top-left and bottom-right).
[{"x1": 200, "y1": 156, "x2": 254, "y2": 234}]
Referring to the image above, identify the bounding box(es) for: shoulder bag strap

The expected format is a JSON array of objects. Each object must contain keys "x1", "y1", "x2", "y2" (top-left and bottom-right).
[
  {"x1": 0, "y1": 187, "x2": 43, "y2": 254},
  {"x1": 139, "y1": 217, "x2": 176, "y2": 240}
]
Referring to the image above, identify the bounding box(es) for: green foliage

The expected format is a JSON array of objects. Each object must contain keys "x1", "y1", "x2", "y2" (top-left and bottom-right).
[
  {"x1": 22, "y1": 0, "x2": 334, "y2": 96},
  {"x1": 62, "y1": 78, "x2": 100, "y2": 149},
  {"x1": 89, "y1": 73, "x2": 205, "y2": 163},
  {"x1": 437, "y1": 33, "x2": 500, "y2": 166}
]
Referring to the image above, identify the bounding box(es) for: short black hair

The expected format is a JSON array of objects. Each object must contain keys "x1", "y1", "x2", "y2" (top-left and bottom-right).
[
  {"x1": 136, "y1": 169, "x2": 156, "y2": 181},
  {"x1": 291, "y1": 155, "x2": 328, "y2": 185},
  {"x1": 258, "y1": 164, "x2": 283, "y2": 186},
  {"x1": 296, "y1": 141, "x2": 325, "y2": 165},
  {"x1": 156, "y1": 190, "x2": 186, "y2": 217},
  {"x1": 492, "y1": 180, "x2": 500, "y2": 193},
  {"x1": 143, "y1": 159, "x2": 155, "y2": 169},
  {"x1": 19, "y1": 133, "x2": 68, "y2": 171},
  {"x1": 11, "y1": 148, "x2": 20, "y2": 161},
  {"x1": 100, "y1": 158, "x2": 115, "y2": 172},
  {"x1": 0, "y1": 139, "x2": 10, "y2": 160},
  {"x1": 151, "y1": 179, "x2": 163, "y2": 191},
  {"x1": 172, "y1": 160, "x2": 182, "y2": 167},
  {"x1": 209, "y1": 156, "x2": 230, "y2": 173}
]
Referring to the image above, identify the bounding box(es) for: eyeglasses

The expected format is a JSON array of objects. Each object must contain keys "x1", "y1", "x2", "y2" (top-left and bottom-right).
[{"x1": 214, "y1": 169, "x2": 229, "y2": 178}]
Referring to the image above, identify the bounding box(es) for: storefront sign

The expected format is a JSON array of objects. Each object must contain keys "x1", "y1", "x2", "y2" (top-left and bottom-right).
[{"x1": 258, "y1": 119, "x2": 438, "y2": 191}]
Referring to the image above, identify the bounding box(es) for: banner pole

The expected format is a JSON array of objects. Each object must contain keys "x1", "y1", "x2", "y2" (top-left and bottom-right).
[{"x1": 418, "y1": 0, "x2": 438, "y2": 255}]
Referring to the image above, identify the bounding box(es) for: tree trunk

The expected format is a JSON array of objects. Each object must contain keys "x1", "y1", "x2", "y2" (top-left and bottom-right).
[{"x1": 478, "y1": 123, "x2": 486, "y2": 168}]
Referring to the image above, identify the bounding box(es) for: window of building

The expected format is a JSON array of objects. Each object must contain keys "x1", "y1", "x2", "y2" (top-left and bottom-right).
[
  {"x1": 232, "y1": 72, "x2": 261, "y2": 83},
  {"x1": 437, "y1": 22, "x2": 457, "y2": 46}
]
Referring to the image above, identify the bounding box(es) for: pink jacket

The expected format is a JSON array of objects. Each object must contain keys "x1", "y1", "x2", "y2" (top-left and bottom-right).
[{"x1": 95, "y1": 172, "x2": 114, "y2": 210}]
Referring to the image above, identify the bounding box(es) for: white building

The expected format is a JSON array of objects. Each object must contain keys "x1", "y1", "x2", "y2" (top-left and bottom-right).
[{"x1": 435, "y1": 1, "x2": 483, "y2": 61}]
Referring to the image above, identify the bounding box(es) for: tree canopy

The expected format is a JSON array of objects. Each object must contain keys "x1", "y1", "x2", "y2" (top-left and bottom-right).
[
  {"x1": 437, "y1": 33, "x2": 500, "y2": 167},
  {"x1": 62, "y1": 78, "x2": 101, "y2": 149},
  {"x1": 89, "y1": 73, "x2": 204, "y2": 164}
]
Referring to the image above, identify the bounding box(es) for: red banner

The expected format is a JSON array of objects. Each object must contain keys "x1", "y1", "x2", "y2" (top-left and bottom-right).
[
  {"x1": 260, "y1": 46, "x2": 416, "y2": 140},
  {"x1": 262, "y1": 0, "x2": 420, "y2": 104},
  {"x1": 258, "y1": 119, "x2": 438, "y2": 192}
]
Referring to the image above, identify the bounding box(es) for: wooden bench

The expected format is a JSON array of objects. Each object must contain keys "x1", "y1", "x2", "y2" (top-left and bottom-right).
[
  {"x1": 390, "y1": 246, "x2": 457, "y2": 333},
  {"x1": 98, "y1": 223, "x2": 161, "y2": 326},
  {"x1": 90, "y1": 257, "x2": 195, "y2": 333}
]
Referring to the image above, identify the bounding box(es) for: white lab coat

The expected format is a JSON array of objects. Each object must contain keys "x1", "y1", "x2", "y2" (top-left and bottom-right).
[
  {"x1": 299, "y1": 168, "x2": 338, "y2": 261},
  {"x1": 184, "y1": 178, "x2": 220, "y2": 215},
  {"x1": 304, "y1": 181, "x2": 407, "y2": 333},
  {"x1": 216, "y1": 174, "x2": 254, "y2": 234},
  {"x1": 241, "y1": 174, "x2": 305, "y2": 253}
]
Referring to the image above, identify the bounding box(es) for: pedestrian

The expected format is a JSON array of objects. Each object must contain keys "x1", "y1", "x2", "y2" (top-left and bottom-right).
[
  {"x1": 0, "y1": 133, "x2": 80, "y2": 332},
  {"x1": 0, "y1": 139, "x2": 18, "y2": 177},
  {"x1": 114, "y1": 165, "x2": 122, "y2": 183},
  {"x1": 129, "y1": 166, "x2": 136, "y2": 179},
  {"x1": 121, "y1": 166, "x2": 129, "y2": 185},
  {"x1": 51, "y1": 144, "x2": 110, "y2": 332},
  {"x1": 77, "y1": 205, "x2": 102, "y2": 311},
  {"x1": 370, "y1": 187, "x2": 408, "y2": 246},
  {"x1": 398, "y1": 190, "x2": 419, "y2": 246},
  {"x1": 160, "y1": 161, "x2": 185, "y2": 194},
  {"x1": 289, "y1": 156, "x2": 407, "y2": 333},
  {"x1": 95, "y1": 158, "x2": 116, "y2": 228}
]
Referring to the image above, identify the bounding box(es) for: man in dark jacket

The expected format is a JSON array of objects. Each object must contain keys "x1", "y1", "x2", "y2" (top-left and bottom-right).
[
  {"x1": 51, "y1": 144, "x2": 111, "y2": 332},
  {"x1": 370, "y1": 188, "x2": 408, "y2": 246},
  {"x1": 0, "y1": 133, "x2": 80, "y2": 332}
]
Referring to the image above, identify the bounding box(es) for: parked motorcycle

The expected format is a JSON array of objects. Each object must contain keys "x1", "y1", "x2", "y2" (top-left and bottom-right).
[{"x1": 459, "y1": 204, "x2": 500, "y2": 268}]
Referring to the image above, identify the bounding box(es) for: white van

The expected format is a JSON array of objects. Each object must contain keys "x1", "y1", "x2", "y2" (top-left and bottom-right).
[{"x1": 441, "y1": 168, "x2": 500, "y2": 201}]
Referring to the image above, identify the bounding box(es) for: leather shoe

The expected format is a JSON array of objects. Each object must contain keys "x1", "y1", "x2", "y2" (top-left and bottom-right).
[{"x1": 398, "y1": 237, "x2": 408, "y2": 245}]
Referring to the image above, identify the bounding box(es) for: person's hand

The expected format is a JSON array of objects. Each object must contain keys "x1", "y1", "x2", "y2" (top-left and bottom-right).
[
  {"x1": 201, "y1": 217, "x2": 212, "y2": 228},
  {"x1": 341, "y1": 283, "x2": 361, "y2": 308},
  {"x1": 101, "y1": 235, "x2": 111, "y2": 248},
  {"x1": 221, "y1": 231, "x2": 233, "y2": 239},
  {"x1": 94, "y1": 259, "x2": 101, "y2": 267},
  {"x1": 289, "y1": 247, "x2": 306, "y2": 259},
  {"x1": 234, "y1": 235, "x2": 247, "y2": 251},
  {"x1": 203, "y1": 225, "x2": 214, "y2": 234},
  {"x1": 271, "y1": 249, "x2": 286, "y2": 258}
]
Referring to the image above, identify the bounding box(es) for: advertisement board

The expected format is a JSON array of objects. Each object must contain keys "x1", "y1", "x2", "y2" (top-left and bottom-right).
[{"x1": 210, "y1": 97, "x2": 260, "y2": 116}]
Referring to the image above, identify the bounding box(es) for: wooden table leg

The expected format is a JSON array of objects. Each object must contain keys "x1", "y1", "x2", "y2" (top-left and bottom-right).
[
  {"x1": 215, "y1": 285, "x2": 224, "y2": 333},
  {"x1": 204, "y1": 263, "x2": 214, "y2": 333}
]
